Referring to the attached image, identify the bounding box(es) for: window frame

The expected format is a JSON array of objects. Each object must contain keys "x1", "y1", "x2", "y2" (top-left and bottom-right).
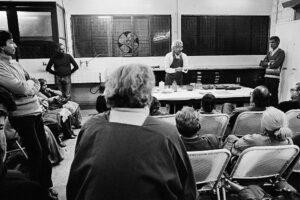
[
  {"x1": 181, "y1": 15, "x2": 270, "y2": 56},
  {"x1": 0, "y1": 1, "x2": 65, "y2": 59},
  {"x1": 71, "y1": 14, "x2": 172, "y2": 58}
]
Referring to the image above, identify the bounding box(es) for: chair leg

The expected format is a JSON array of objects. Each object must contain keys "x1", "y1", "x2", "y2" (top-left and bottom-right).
[
  {"x1": 222, "y1": 187, "x2": 227, "y2": 200},
  {"x1": 216, "y1": 188, "x2": 221, "y2": 200},
  {"x1": 15, "y1": 140, "x2": 28, "y2": 159}
]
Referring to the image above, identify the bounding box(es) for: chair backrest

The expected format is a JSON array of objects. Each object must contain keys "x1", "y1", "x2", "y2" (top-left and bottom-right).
[
  {"x1": 286, "y1": 109, "x2": 300, "y2": 136},
  {"x1": 231, "y1": 111, "x2": 264, "y2": 137},
  {"x1": 230, "y1": 145, "x2": 299, "y2": 181},
  {"x1": 153, "y1": 114, "x2": 176, "y2": 126},
  {"x1": 293, "y1": 158, "x2": 300, "y2": 173},
  {"x1": 188, "y1": 149, "x2": 231, "y2": 188},
  {"x1": 197, "y1": 114, "x2": 229, "y2": 138}
]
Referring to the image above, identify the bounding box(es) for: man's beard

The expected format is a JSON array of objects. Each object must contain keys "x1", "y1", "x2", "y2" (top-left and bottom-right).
[
  {"x1": 56, "y1": 52, "x2": 64, "y2": 57},
  {"x1": 3, "y1": 47, "x2": 15, "y2": 56}
]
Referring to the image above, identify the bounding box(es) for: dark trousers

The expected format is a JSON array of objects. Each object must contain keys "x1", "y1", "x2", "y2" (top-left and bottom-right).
[
  {"x1": 264, "y1": 77, "x2": 279, "y2": 107},
  {"x1": 165, "y1": 72, "x2": 183, "y2": 86},
  {"x1": 56, "y1": 75, "x2": 72, "y2": 98},
  {"x1": 9, "y1": 114, "x2": 53, "y2": 188},
  {"x1": 62, "y1": 117, "x2": 74, "y2": 138},
  {"x1": 0, "y1": 170, "x2": 48, "y2": 200}
]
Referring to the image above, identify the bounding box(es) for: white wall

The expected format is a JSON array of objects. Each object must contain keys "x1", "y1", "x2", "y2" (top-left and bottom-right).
[{"x1": 9, "y1": 0, "x2": 273, "y2": 83}]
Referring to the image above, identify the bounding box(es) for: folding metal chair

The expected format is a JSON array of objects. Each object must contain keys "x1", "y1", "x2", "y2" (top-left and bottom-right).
[
  {"x1": 286, "y1": 109, "x2": 300, "y2": 135},
  {"x1": 231, "y1": 111, "x2": 264, "y2": 137},
  {"x1": 153, "y1": 114, "x2": 176, "y2": 125},
  {"x1": 6, "y1": 140, "x2": 28, "y2": 159},
  {"x1": 188, "y1": 149, "x2": 231, "y2": 200},
  {"x1": 4, "y1": 119, "x2": 28, "y2": 160},
  {"x1": 197, "y1": 113, "x2": 229, "y2": 139},
  {"x1": 229, "y1": 145, "x2": 299, "y2": 186}
]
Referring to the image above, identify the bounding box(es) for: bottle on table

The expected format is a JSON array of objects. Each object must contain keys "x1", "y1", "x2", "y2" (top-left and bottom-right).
[
  {"x1": 159, "y1": 81, "x2": 165, "y2": 90},
  {"x1": 172, "y1": 80, "x2": 177, "y2": 92}
]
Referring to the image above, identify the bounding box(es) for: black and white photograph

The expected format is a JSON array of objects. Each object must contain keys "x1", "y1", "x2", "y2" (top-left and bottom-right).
[{"x1": 1, "y1": 0, "x2": 300, "y2": 199}]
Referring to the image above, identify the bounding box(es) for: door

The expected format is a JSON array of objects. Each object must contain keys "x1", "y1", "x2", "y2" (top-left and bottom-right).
[{"x1": 276, "y1": 21, "x2": 300, "y2": 102}]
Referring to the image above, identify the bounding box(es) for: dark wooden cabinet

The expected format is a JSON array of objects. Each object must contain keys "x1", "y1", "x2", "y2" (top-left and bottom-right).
[{"x1": 154, "y1": 68, "x2": 265, "y2": 88}]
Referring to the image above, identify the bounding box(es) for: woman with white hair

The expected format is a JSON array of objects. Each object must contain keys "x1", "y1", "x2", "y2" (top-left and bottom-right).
[
  {"x1": 164, "y1": 40, "x2": 189, "y2": 85},
  {"x1": 223, "y1": 106, "x2": 293, "y2": 156},
  {"x1": 67, "y1": 64, "x2": 197, "y2": 200}
]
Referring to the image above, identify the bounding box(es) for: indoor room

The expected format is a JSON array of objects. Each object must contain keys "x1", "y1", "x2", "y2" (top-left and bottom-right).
[{"x1": 1, "y1": 0, "x2": 300, "y2": 200}]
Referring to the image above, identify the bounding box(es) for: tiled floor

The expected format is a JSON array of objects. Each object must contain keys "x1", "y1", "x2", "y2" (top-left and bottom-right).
[{"x1": 52, "y1": 109, "x2": 97, "y2": 200}]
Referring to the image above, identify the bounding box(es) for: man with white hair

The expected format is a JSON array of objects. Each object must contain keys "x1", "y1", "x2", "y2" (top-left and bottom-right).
[{"x1": 164, "y1": 40, "x2": 188, "y2": 85}]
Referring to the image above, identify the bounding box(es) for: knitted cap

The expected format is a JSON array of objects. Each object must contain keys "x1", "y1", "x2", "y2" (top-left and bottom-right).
[{"x1": 261, "y1": 107, "x2": 287, "y2": 132}]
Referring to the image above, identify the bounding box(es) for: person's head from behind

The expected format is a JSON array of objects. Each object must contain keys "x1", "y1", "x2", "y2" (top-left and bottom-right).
[
  {"x1": 172, "y1": 40, "x2": 183, "y2": 55},
  {"x1": 290, "y1": 84, "x2": 300, "y2": 101},
  {"x1": 261, "y1": 107, "x2": 292, "y2": 141},
  {"x1": 269, "y1": 36, "x2": 280, "y2": 50},
  {"x1": 251, "y1": 85, "x2": 270, "y2": 108},
  {"x1": 0, "y1": 30, "x2": 17, "y2": 56},
  {"x1": 150, "y1": 96, "x2": 161, "y2": 115},
  {"x1": 201, "y1": 93, "x2": 216, "y2": 113},
  {"x1": 104, "y1": 63, "x2": 155, "y2": 108},
  {"x1": 175, "y1": 106, "x2": 201, "y2": 137},
  {"x1": 96, "y1": 95, "x2": 110, "y2": 113},
  {"x1": 38, "y1": 78, "x2": 47, "y2": 92}
]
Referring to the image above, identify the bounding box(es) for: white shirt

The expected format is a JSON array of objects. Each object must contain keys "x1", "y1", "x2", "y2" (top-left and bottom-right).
[
  {"x1": 270, "y1": 47, "x2": 279, "y2": 56},
  {"x1": 109, "y1": 107, "x2": 149, "y2": 126},
  {"x1": 164, "y1": 52, "x2": 188, "y2": 74}
]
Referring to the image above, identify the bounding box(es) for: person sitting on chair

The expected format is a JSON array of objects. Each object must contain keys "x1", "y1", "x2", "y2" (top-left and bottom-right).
[
  {"x1": 222, "y1": 107, "x2": 293, "y2": 157},
  {"x1": 222, "y1": 85, "x2": 270, "y2": 130},
  {"x1": 149, "y1": 96, "x2": 168, "y2": 116},
  {"x1": 198, "y1": 93, "x2": 220, "y2": 114},
  {"x1": 38, "y1": 78, "x2": 82, "y2": 129},
  {"x1": 278, "y1": 83, "x2": 300, "y2": 113},
  {"x1": 67, "y1": 63, "x2": 197, "y2": 200},
  {"x1": 95, "y1": 95, "x2": 110, "y2": 113},
  {"x1": 176, "y1": 106, "x2": 220, "y2": 151}
]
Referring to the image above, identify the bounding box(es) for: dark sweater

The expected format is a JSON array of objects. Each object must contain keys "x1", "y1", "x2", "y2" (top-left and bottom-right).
[
  {"x1": 46, "y1": 53, "x2": 79, "y2": 76},
  {"x1": 278, "y1": 101, "x2": 300, "y2": 113},
  {"x1": 67, "y1": 113, "x2": 197, "y2": 200}
]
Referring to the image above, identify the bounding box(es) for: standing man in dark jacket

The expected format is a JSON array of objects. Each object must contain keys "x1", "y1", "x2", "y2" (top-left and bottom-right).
[
  {"x1": 260, "y1": 36, "x2": 285, "y2": 107},
  {"x1": 46, "y1": 43, "x2": 79, "y2": 99}
]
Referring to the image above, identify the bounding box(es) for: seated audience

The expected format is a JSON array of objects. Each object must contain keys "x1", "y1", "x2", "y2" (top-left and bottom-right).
[
  {"x1": 67, "y1": 64, "x2": 197, "y2": 200},
  {"x1": 222, "y1": 85, "x2": 270, "y2": 129},
  {"x1": 199, "y1": 93, "x2": 219, "y2": 114},
  {"x1": 176, "y1": 106, "x2": 220, "y2": 151},
  {"x1": 4, "y1": 119, "x2": 63, "y2": 165},
  {"x1": 38, "y1": 79, "x2": 82, "y2": 129},
  {"x1": 0, "y1": 85, "x2": 48, "y2": 200},
  {"x1": 223, "y1": 107, "x2": 293, "y2": 156},
  {"x1": 38, "y1": 79, "x2": 76, "y2": 142},
  {"x1": 150, "y1": 96, "x2": 168, "y2": 116},
  {"x1": 278, "y1": 83, "x2": 300, "y2": 113}
]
